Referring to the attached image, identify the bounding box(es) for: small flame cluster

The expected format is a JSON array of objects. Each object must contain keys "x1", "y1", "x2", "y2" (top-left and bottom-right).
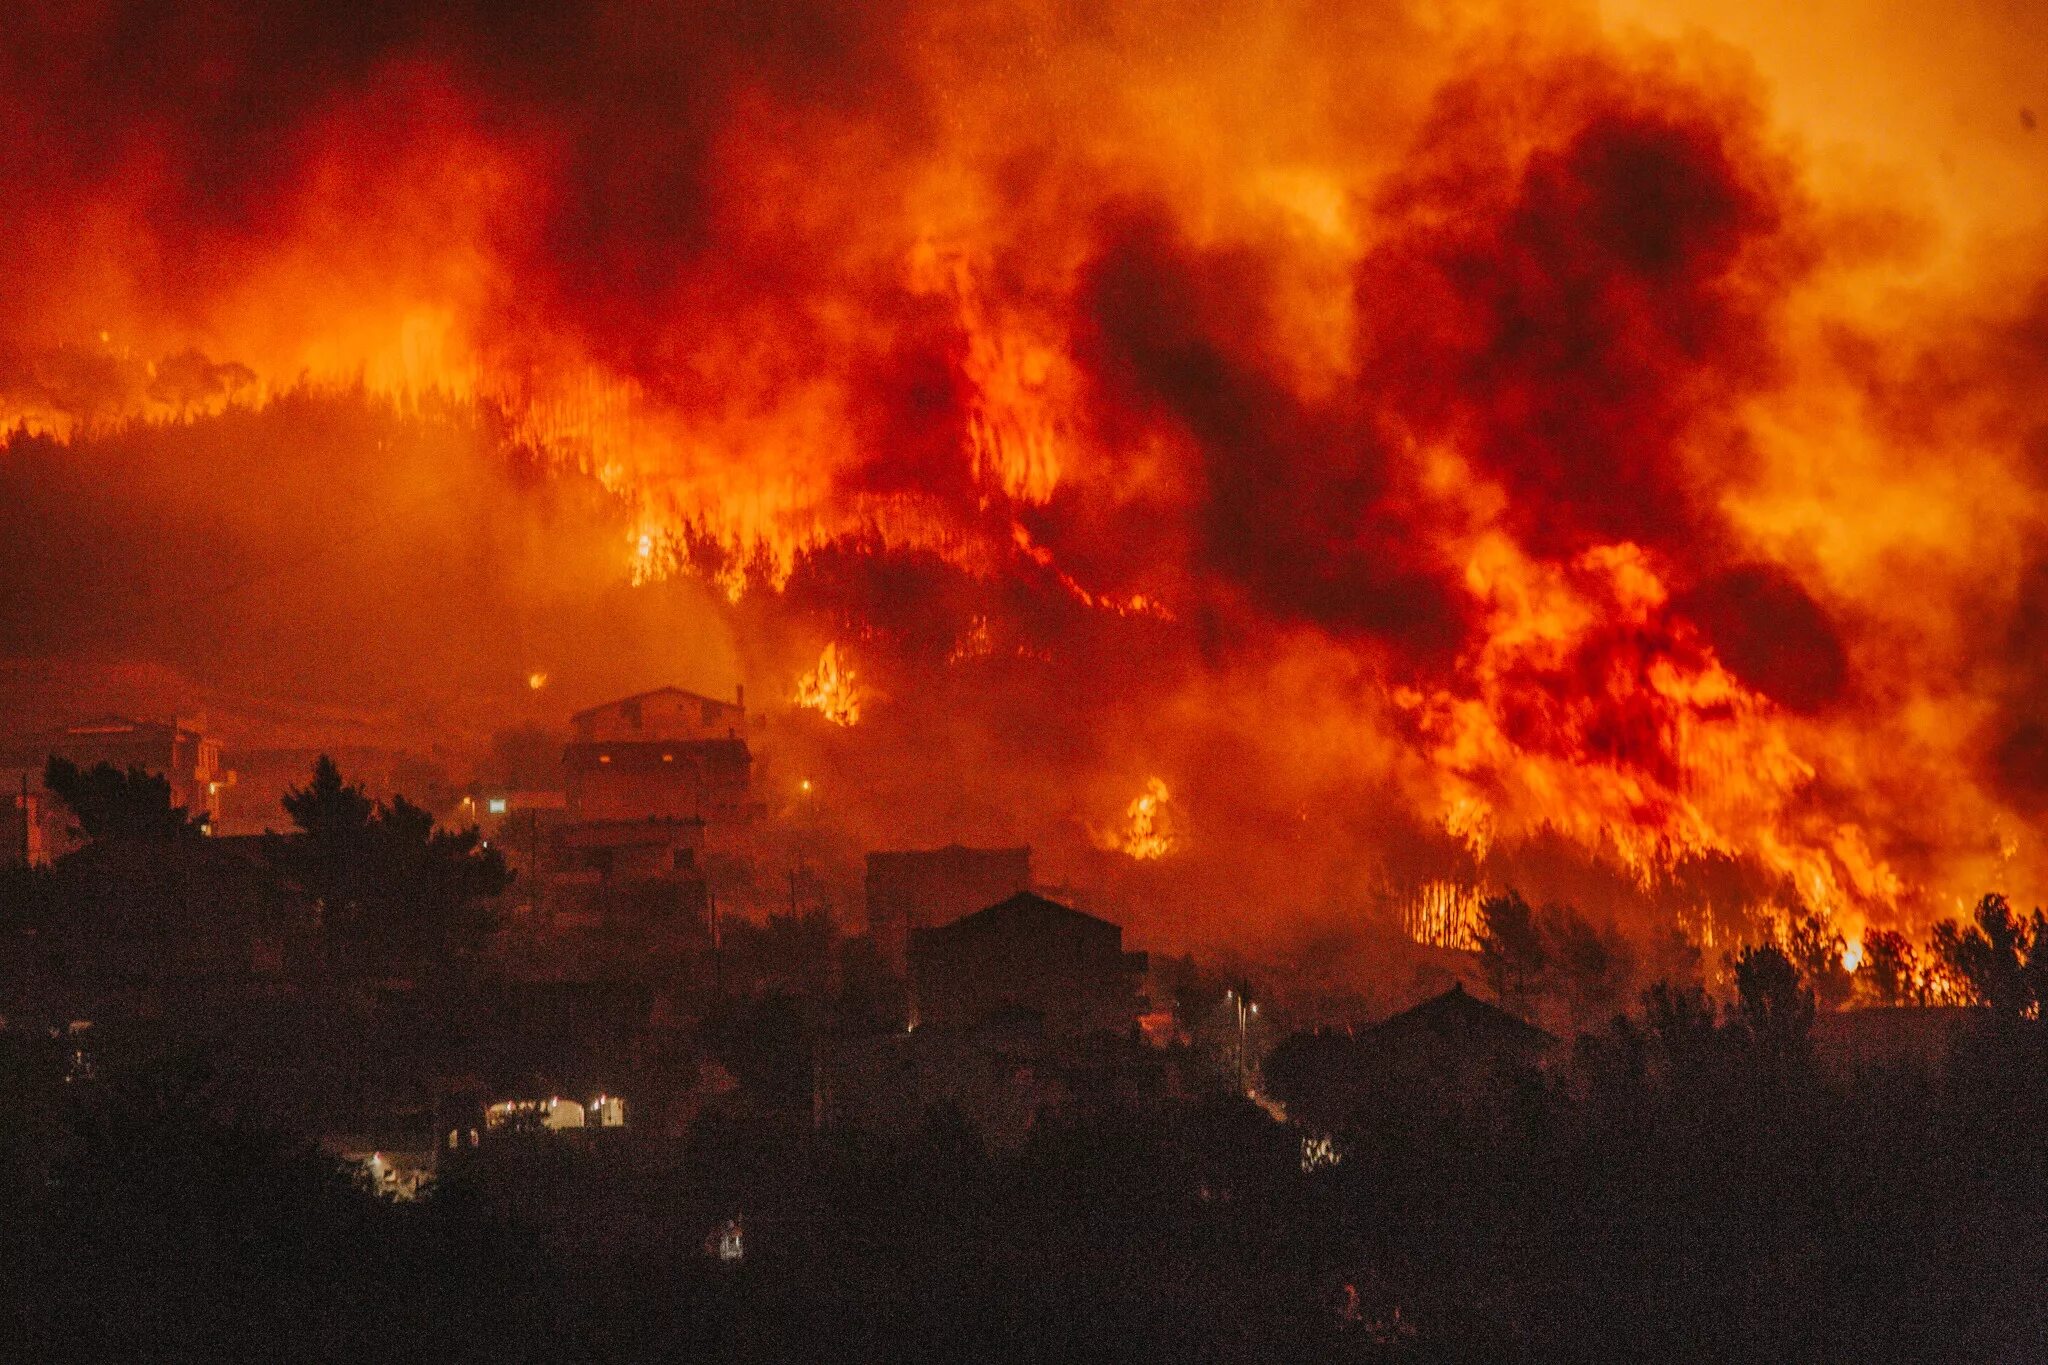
[
  {"x1": 1403, "y1": 881, "x2": 1485, "y2": 952},
  {"x1": 1104, "y1": 778, "x2": 1179, "y2": 862},
  {"x1": 794, "y1": 643, "x2": 863, "y2": 728}
]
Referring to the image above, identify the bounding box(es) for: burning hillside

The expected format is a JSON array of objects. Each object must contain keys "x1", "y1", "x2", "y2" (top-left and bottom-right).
[{"x1": 3, "y1": 0, "x2": 2046, "y2": 955}]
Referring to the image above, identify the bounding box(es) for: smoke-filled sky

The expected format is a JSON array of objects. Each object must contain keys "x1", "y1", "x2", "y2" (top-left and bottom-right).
[{"x1": 3, "y1": 0, "x2": 2045, "y2": 950}]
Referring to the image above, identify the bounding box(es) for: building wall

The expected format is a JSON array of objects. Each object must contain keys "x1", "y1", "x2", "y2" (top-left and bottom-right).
[
  {"x1": 571, "y1": 688, "x2": 746, "y2": 744},
  {"x1": 29, "y1": 718, "x2": 227, "y2": 826},
  {"x1": 910, "y1": 903, "x2": 1146, "y2": 1038},
  {"x1": 563, "y1": 740, "x2": 751, "y2": 824},
  {"x1": 1, "y1": 788, "x2": 52, "y2": 868},
  {"x1": 866, "y1": 845, "x2": 1032, "y2": 970}
]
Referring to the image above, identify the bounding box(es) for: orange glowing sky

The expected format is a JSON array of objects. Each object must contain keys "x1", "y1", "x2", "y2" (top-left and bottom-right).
[{"x1": 2, "y1": 0, "x2": 2045, "y2": 951}]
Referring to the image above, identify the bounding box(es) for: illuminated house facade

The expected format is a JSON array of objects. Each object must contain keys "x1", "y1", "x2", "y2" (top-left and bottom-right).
[
  {"x1": 563, "y1": 687, "x2": 752, "y2": 825},
  {"x1": 0, "y1": 714, "x2": 231, "y2": 848},
  {"x1": 519, "y1": 688, "x2": 753, "y2": 933}
]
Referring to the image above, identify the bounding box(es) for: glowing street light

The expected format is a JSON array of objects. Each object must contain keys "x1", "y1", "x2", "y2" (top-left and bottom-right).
[{"x1": 1227, "y1": 980, "x2": 1257, "y2": 1097}]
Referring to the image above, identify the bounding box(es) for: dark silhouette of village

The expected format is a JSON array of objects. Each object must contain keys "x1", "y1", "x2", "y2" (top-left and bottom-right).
[{"x1": 5, "y1": 693, "x2": 2048, "y2": 1361}]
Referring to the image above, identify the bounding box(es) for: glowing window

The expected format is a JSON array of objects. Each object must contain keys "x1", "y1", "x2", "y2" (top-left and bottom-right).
[
  {"x1": 598, "y1": 754, "x2": 611, "y2": 764},
  {"x1": 488, "y1": 798, "x2": 508, "y2": 814}
]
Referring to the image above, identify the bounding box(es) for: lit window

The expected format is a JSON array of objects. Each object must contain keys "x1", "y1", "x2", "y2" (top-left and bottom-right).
[
  {"x1": 598, "y1": 754, "x2": 611, "y2": 764},
  {"x1": 662, "y1": 753, "x2": 674, "y2": 763},
  {"x1": 488, "y1": 798, "x2": 508, "y2": 814}
]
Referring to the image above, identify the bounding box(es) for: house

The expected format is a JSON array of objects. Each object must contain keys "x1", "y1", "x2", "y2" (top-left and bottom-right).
[
  {"x1": 817, "y1": 1018, "x2": 1175, "y2": 1150},
  {"x1": 1359, "y1": 982, "x2": 1556, "y2": 1084},
  {"x1": 908, "y1": 891, "x2": 1148, "y2": 1038},
  {"x1": 2, "y1": 784, "x2": 53, "y2": 868},
  {"x1": 571, "y1": 686, "x2": 748, "y2": 745},
  {"x1": 2, "y1": 715, "x2": 231, "y2": 830},
  {"x1": 1266, "y1": 985, "x2": 1557, "y2": 1140},
  {"x1": 563, "y1": 687, "x2": 753, "y2": 825},
  {"x1": 866, "y1": 844, "x2": 1032, "y2": 971},
  {"x1": 514, "y1": 686, "x2": 754, "y2": 937}
]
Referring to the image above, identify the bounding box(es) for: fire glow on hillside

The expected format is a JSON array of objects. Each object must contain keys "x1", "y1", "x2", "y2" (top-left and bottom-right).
[{"x1": 3, "y1": 0, "x2": 2046, "y2": 957}]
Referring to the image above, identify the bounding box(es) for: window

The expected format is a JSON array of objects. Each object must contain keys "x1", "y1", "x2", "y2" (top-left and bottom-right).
[{"x1": 488, "y1": 797, "x2": 508, "y2": 814}]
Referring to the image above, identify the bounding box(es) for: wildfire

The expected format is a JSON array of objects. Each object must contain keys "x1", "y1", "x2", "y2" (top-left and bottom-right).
[
  {"x1": 1400, "y1": 541, "x2": 1904, "y2": 918},
  {"x1": 1102, "y1": 778, "x2": 1180, "y2": 861},
  {"x1": 1403, "y1": 881, "x2": 1484, "y2": 952},
  {"x1": 795, "y1": 644, "x2": 863, "y2": 728},
  {"x1": 4, "y1": 0, "x2": 2045, "y2": 951}
]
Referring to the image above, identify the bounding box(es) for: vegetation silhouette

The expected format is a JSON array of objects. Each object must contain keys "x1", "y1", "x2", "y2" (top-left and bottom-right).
[
  {"x1": 8, "y1": 774, "x2": 2048, "y2": 1360},
  {"x1": 268, "y1": 755, "x2": 510, "y2": 978},
  {"x1": 43, "y1": 756, "x2": 205, "y2": 842}
]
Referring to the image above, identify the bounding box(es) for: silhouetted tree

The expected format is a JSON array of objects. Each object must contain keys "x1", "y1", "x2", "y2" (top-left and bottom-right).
[
  {"x1": 835, "y1": 933, "x2": 906, "y2": 1033},
  {"x1": 1477, "y1": 890, "x2": 1545, "y2": 1015},
  {"x1": 1478, "y1": 892, "x2": 1635, "y2": 1032},
  {"x1": 1542, "y1": 904, "x2": 1635, "y2": 1033},
  {"x1": 1733, "y1": 942, "x2": 1814, "y2": 1068},
  {"x1": 1931, "y1": 893, "x2": 2040, "y2": 1016},
  {"x1": 275, "y1": 755, "x2": 376, "y2": 915},
  {"x1": 1853, "y1": 928, "x2": 1926, "y2": 1007},
  {"x1": 369, "y1": 794, "x2": 508, "y2": 966},
  {"x1": 1786, "y1": 910, "x2": 1854, "y2": 1011},
  {"x1": 1263, "y1": 1028, "x2": 1368, "y2": 1138},
  {"x1": 1156, "y1": 952, "x2": 1229, "y2": 1032},
  {"x1": 270, "y1": 756, "x2": 508, "y2": 977},
  {"x1": 43, "y1": 757, "x2": 203, "y2": 843},
  {"x1": 1640, "y1": 979, "x2": 1724, "y2": 1081}
]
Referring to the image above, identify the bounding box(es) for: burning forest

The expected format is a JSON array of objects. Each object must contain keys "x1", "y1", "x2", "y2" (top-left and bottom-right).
[
  {"x1": 6, "y1": 0, "x2": 2046, "y2": 975},
  {"x1": 6, "y1": 2, "x2": 2048, "y2": 1359}
]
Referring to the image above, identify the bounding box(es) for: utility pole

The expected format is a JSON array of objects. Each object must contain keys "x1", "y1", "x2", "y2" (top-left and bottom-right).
[
  {"x1": 527, "y1": 807, "x2": 541, "y2": 918},
  {"x1": 709, "y1": 881, "x2": 723, "y2": 1001},
  {"x1": 1227, "y1": 979, "x2": 1256, "y2": 1097}
]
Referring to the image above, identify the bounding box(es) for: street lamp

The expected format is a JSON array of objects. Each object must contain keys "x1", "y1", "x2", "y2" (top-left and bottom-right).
[{"x1": 1226, "y1": 980, "x2": 1257, "y2": 1097}]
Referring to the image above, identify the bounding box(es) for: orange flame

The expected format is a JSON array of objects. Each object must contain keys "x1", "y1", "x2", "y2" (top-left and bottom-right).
[
  {"x1": 5, "y1": 3, "x2": 2046, "y2": 952},
  {"x1": 795, "y1": 643, "x2": 863, "y2": 727},
  {"x1": 1102, "y1": 778, "x2": 1179, "y2": 861},
  {"x1": 1403, "y1": 881, "x2": 1485, "y2": 951}
]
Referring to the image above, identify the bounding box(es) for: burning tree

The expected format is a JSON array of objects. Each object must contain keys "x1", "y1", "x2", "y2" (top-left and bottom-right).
[
  {"x1": 795, "y1": 642, "x2": 863, "y2": 727},
  {"x1": 1851, "y1": 929, "x2": 1930, "y2": 1008},
  {"x1": 1930, "y1": 894, "x2": 2048, "y2": 1017}
]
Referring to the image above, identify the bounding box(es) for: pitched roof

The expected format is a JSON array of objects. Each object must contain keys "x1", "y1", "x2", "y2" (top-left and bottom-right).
[
  {"x1": 917, "y1": 890, "x2": 1120, "y2": 943},
  {"x1": 1365, "y1": 983, "x2": 1555, "y2": 1050},
  {"x1": 569, "y1": 686, "x2": 740, "y2": 722}
]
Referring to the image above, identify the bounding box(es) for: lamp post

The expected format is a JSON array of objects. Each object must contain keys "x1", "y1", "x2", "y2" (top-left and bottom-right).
[{"x1": 1226, "y1": 980, "x2": 1257, "y2": 1096}]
